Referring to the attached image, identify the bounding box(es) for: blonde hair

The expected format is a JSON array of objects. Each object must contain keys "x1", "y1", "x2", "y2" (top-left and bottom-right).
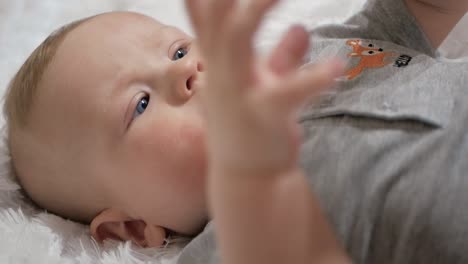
[
  {"x1": 4, "y1": 18, "x2": 88, "y2": 129},
  {"x1": 3, "y1": 17, "x2": 92, "y2": 222}
]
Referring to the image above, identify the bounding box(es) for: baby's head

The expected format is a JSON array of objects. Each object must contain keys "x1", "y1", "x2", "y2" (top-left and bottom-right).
[{"x1": 4, "y1": 12, "x2": 208, "y2": 247}]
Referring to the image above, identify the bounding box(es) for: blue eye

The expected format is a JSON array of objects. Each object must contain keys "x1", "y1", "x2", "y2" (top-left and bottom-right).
[
  {"x1": 133, "y1": 95, "x2": 150, "y2": 119},
  {"x1": 173, "y1": 47, "x2": 188, "y2": 61}
]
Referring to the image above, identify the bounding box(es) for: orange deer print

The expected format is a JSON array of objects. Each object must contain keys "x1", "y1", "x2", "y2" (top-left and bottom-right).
[{"x1": 345, "y1": 40, "x2": 398, "y2": 80}]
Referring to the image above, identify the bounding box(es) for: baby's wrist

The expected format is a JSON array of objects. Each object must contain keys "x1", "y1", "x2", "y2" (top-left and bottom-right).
[{"x1": 209, "y1": 160, "x2": 297, "y2": 181}]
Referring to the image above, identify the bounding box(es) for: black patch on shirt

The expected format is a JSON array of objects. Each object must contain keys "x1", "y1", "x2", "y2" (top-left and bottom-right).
[{"x1": 394, "y1": 54, "x2": 412, "y2": 67}]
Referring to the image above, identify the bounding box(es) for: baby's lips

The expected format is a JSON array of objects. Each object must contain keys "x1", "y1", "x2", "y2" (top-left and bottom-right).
[{"x1": 187, "y1": 76, "x2": 196, "y2": 91}]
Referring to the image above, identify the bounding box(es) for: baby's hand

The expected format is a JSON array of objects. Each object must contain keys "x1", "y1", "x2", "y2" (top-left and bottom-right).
[
  {"x1": 187, "y1": 0, "x2": 342, "y2": 175},
  {"x1": 186, "y1": 1, "x2": 348, "y2": 264}
]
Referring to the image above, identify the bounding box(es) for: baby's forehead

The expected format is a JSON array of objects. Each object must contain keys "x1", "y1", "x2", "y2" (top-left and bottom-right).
[
  {"x1": 59, "y1": 12, "x2": 165, "y2": 53},
  {"x1": 88, "y1": 11, "x2": 164, "y2": 30},
  {"x1": 46, "y1": 12, "x2": 165, "y2": 90},
  {"x1": 64, "y1": 12, "x2": 171, "y2": 60},
  {"x1": 34, "y1": 11, "x2": 188, "y2": 134},
  {"x1": 32, "y1": 12, "x2": 169, "y2": 136},
  {"x1": 85, "y1": 12, "x2": 165, "y2": 37}
]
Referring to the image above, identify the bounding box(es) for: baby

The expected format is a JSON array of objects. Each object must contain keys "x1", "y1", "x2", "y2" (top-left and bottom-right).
[
  {"x1": 5, "y1": 12, "x2": 209, "y2": 247},
  {"x1": 4, "y1": 0, "x2": 468, "y2": 263}
]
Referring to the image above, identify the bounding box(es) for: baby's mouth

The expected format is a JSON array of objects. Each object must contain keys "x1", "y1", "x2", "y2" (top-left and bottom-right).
[{"x1": 187, "y1": 76, "x2": 195, "y2": 91}]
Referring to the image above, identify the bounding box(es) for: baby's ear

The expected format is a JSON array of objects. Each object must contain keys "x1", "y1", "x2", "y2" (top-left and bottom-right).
[{"x1": 90, "y1": 208, "x2": 166, "y2": 248}]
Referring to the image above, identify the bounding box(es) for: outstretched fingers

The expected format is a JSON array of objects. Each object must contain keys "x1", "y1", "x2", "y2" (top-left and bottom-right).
[
  {"x1": 207, "y1": 0, "x2": 236, "y2": 35},
  {"x1": 231, "y1": 0, "x2": 279, "y2": 40},
  {"x1": 225, "y1": 0, "x2": 279, "y2": 70},
  {"x1": 185, "y1": 0, "x2": 205, "y2": 39},
  {"x1": 185, "y1": 0, "x2": 281, "y2": 97},
  {"x1": 267, "y1": 25, "x2": 310, "y2": 76},
  {"x1": 265, "y1": 60, "x2": 345, "y2": 116},
  {"x1": 185, "y1": 0, "x2": 235, "y2": 51}
]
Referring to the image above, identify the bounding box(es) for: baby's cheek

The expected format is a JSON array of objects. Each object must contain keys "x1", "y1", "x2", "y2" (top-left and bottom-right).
[
  {"x1": 150, "y1": 121, "x2": 206, "y2": 161},
  {"x1": 145, "y1": 120, "x2": 207, "y2": 185},
  {"x1": 178, "y1": 123, "x2": 206, "y2": 155},
  {"x1": 174, "y1": 123, "x2": 207, "y2": 184}
]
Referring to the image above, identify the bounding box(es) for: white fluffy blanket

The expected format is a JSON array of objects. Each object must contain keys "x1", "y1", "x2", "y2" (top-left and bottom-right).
[{"x1": 0, "y1": 1, "x2": 466, "y2": 263}]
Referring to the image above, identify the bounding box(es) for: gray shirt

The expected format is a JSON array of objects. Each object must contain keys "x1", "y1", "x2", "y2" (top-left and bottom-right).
[{"x1": 178, "y1": 0, "x2": 468, "y2": 263}]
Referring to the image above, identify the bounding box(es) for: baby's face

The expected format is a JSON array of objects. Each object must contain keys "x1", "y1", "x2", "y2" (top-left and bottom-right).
[{"x1": 34, "y1": 12, "x2": 209, "y2": 240}]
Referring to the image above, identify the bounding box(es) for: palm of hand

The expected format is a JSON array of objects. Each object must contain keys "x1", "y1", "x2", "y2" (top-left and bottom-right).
[{"x1": 186, "y1": 0, "x2": 343, "y2": 175}]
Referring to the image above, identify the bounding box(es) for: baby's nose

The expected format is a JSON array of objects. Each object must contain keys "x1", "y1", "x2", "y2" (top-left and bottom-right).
[
  {"x1": 186, "y1": 61, "x2": 204, "y2": 90},
  {"x1": 196, "y1": 60, "x2": 204, "y2": 72},
  {"x1": 173, "y1": 59, "x2": 204, "y2": 102}
]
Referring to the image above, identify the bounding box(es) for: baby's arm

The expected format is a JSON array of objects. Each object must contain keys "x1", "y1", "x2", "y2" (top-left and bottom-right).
[
  {"x1": 405, "y1": 0, "x2": 468, "y2": 48},
  {"x1": 185, "y1": 0, "x2": 350, "y2": 263}
]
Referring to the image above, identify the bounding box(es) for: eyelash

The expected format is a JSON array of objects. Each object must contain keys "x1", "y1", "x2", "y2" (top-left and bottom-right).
[
  {"x1": 172, "y1": 45, "x2": 189, "y2": 61},
  {"x1": 128, "y1": 42, "x2": 190, "y2": 126},
  {"x1": 133, "y1": 94, "x2": 150, "y2": 120}
]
